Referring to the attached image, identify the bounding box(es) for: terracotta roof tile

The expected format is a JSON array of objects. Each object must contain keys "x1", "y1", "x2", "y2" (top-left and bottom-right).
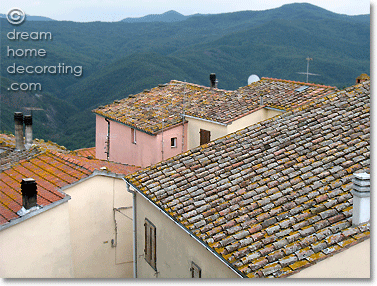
[
  {"x1": 1, "y1": 137, "x2": 141, "y2": 227},
  {"x1": 93, "y1": 78, "x2": 337, "y2": 134},
  {"x1": 126, "y1": 80, "x2": 370, "y2": 278}
]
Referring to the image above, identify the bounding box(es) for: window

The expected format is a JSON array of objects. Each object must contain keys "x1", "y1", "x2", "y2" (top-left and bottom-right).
[
  {"x1": 131, "y1": 128, "x2": 136, "y2": 144},
  {"x1": 190, "y1": 262, "x2": 201, "y2": 278},
  {"x1": 199, "y1": 129, "x2": 211, "y2": 145},
  {"x1": 171, "y1": 137, "x2": 177, "y2": 148},
  {"x1": 144, "y1": 219, "x2": 156, "y2": 270}
]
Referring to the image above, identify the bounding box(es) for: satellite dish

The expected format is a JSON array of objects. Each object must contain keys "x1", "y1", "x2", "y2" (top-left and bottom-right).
[{"x1": 248, "y1": 74, "x2": 260, "y2": 85}]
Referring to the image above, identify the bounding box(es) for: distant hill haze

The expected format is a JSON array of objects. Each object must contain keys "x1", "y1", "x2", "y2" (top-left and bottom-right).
[
  {"x1": 0, "y1": 14, "x2": 55, "y2": 21},
  {"x1": 0, "y1": 3, "x2": 369, "y2": 150},
  {"x1": 121, "y1": 10, "x2": 205, "y2": 23}
]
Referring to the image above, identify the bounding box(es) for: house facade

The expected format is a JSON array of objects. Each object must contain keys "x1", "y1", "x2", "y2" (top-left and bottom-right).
[
  {"x1": 94, "y1": 77, "x2": 337, "y2": 167},
  {"x1": 125, "y1": 80, "x2": 370, "y2": 278},
  {"x1": 0, "y1": 126, "x2": 140, "y2": 278}
]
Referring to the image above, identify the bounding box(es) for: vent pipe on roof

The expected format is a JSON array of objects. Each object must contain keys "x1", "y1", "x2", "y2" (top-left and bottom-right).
[
  {"x1": 14, "y1": 112, "x2": 25, "y2": 151},
  {"x1": 21, "y1": 178, "x2": 38, "y2": 210},
  {"x1": 24, "y1": 115, "x2": 33, "y2": 150},
  {"x1": 351, "y1": 172, "x2": 370, "y2": 225},
  {"x1": 210, "y1": 73, "x2": 217, "y2": 89}
]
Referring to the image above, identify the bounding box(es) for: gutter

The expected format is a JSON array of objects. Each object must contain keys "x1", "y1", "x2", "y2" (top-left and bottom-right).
[
  {"x1": 184, "y1": 115, "x2": 228, "y2": 126},
  {"x1": 123, "y1": 178, "x2": 137, "y2": 278},
  {"x1": 124, "y1": 179, "x2": 245, "y2": 278}
]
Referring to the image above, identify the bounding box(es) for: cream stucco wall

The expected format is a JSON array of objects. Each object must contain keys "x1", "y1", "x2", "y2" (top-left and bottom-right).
[
  {"x1": 186, "y1": 108, "x2": 283, "y2": 150},
  {"x1": 290, "y1": 239, "x2": 370, "y2": 278},
  {"x1": 63, "y1": 174, "x2": 133, "y2": 278},
  {"x1": 186, "y1": 117, "x2": 227, "y2": 150},
  {"x1": 226, "y1": 108, "x2": 283, "y2": 134},
  {"x1": 0, "y1": 202, "x2": 74, "y2": 278},
  {"x1": 134, "y1": 191, "x2": 240, "y2": 279}
]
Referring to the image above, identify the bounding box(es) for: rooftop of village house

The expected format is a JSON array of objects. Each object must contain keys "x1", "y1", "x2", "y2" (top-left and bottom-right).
[
  {"x1": 0, "y1": 134, "x2": 140, "y2": 227},
  {"x1": 93, "y1": 77, "x2": 338, "y2": 134},
  {"x1": 125, "y1": 80, "x2": 370, "y2": 278}
]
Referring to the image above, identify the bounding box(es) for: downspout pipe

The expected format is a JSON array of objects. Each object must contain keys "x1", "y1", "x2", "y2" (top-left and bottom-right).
[
  {"x1": 123, "y1": 178, "x2": 137, "y2": 278},
  {"x1": 105, "y1": 118, "x2": 110, "y2": 161}
]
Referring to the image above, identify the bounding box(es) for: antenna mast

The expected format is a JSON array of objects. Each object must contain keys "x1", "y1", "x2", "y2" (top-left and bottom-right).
[{"x1": 296, "y1": 56, "x2": 320, "y2": 83}]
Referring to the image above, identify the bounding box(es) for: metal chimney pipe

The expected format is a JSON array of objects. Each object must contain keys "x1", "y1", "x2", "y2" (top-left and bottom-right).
[
  {"x1": 24, "y1": 115, "x2": 33, "y2": 150},
  {"x1": 351, "y1": 172, "x2": 370, "y2": 225},
  {"x1": 21, "y1": 178, "x2": 38, "y2": 210},
  {"x1": 14, "y1": 112, "x2": 25, "y2": 151}
]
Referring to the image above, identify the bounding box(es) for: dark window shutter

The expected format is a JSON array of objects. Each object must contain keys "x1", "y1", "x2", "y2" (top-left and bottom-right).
[{"x1": 200, "y1": 129, "x2": 211, "y2": 145}]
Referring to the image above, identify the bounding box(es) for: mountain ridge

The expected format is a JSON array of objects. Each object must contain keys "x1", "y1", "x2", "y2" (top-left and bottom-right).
[{"x1": 0, "y1": 3, "x2": 370, "y2": 150}]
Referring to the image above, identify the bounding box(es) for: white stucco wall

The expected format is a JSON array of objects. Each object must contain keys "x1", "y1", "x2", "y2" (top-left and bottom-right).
[
  {"x1": 134, "y1": 191, "x2": 240, "y2": 279},
  {"x1": 63, "y1": 174, "x2": 133, "y2": 278},
  {"x1": 0, "y1": 202, "x2": 74, "y2": 278}
]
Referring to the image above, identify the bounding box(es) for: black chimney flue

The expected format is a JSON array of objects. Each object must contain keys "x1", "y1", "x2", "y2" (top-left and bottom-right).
[
  {"x1": 210, "y1": 73, "x2": 216, "y2": 89},
  {"x1": 21, "y1": 178, "x2": 38, "y2": 210}
]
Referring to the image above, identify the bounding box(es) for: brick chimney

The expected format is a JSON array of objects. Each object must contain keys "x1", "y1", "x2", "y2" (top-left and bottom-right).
[
  {"x1": 351, "y1": 172, "x2": 370, "y2": 225},
  {"x1": 356, "y1": 73, "x2": 370, "y2": 84},
  {"x1": 21, "y1": 178, "x2": 38, "y2": 210},
  {"x1": 14, "y1": 112, "x2": 25, "y2": 151},
  {"x1": 24, "y1": 114, "x2": 33, "y2": 150},
  {"x1": 210, "y1": 73, "x2": 217, "y2": 89}
]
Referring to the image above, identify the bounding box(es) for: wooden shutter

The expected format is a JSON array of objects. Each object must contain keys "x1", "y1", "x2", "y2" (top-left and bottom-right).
[
  {"x1": 144, "y1": 219, "x2": 157, "y2": 270},
  {"x1": 199, "y1": 129, "x2": 211, "y2": 145}
]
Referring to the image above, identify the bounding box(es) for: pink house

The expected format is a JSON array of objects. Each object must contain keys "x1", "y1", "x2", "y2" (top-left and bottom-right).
[
  {"x1": 93, "y1": 76, "x2": 337, "y2": 168},
  {"x1": 95, "y1": 115, "x2": 188, "y2": 168}
]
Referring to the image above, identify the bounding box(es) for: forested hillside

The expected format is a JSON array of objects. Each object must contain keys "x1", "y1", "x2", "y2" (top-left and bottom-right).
[{"x1": 0, "y1": 3, "x2": 370, "y2": 150}]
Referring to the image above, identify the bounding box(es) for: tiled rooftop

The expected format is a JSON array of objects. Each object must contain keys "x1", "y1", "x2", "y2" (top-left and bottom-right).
[
  {"x1": 126, "y1": 80, "x2": 370, "y2": 278},
  {"x1": 93, "y1": 78, "x2": 337, "y2": 134},
  {"x1": 1, "y1": 136, "x2": 141, "y2": 227},
  {"x1": 74, "y1": 147, "x2": 96, "y2": 159},
  {"x1": 0, "y1": 150, "x2": 91, "y2": 226}
]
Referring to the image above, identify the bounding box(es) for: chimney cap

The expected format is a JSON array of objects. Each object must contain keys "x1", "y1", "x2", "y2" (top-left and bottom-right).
[
  {"x1": 21, "y1": 178, "x2": 36, "y2": 184},
  {"x1": 354, "y1": 172, "x2": 370, "y2": 180},
  {"x1": 24, "y1": 114, "x2": 32, "y2": 125},
  {"x1": 14, "y1": 112, "x2": 24, "y2": 122}
]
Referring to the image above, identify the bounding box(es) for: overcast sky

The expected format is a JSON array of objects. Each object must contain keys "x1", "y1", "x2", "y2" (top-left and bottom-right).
[{"x1": 1, "y1": 0, "x2": 371, "y2": 22}]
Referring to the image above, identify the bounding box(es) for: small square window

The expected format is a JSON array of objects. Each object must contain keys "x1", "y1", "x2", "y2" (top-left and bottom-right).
[
  {"x1": 171, "y1": 137, "x2": 177, "y2": 148},
  {"x1": 131, "y1": 128, "x2": 136, "y2": 144}
]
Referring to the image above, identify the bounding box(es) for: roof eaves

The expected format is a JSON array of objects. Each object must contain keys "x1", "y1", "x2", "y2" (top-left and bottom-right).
[
  {"x1": 261, "y1": 77, "x2": 338, "y2": 89},
  {"x1": 184, "y1": 115, "x2": 227, "y2": 126},
  {"x1": 59, "y1": 169, "x2": 125, "y2": 193},
  {"x1": 0, "y1": 194, "x2": 71, "y2": 232},
  {"x1": 94, "y1": 113, "x2": 157, "y2": 136},
  {"x1": 124, "y1": 178, "x2": 246, "y2": 278}
]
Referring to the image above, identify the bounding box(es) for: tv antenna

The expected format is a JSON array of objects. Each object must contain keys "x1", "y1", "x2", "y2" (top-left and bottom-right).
[
  {"x1": 296, "y1": 57, "x2": 320, "y2": 83},
  {"x1": 23, "y1": 107, "x2": 44, "y2": 116}
]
